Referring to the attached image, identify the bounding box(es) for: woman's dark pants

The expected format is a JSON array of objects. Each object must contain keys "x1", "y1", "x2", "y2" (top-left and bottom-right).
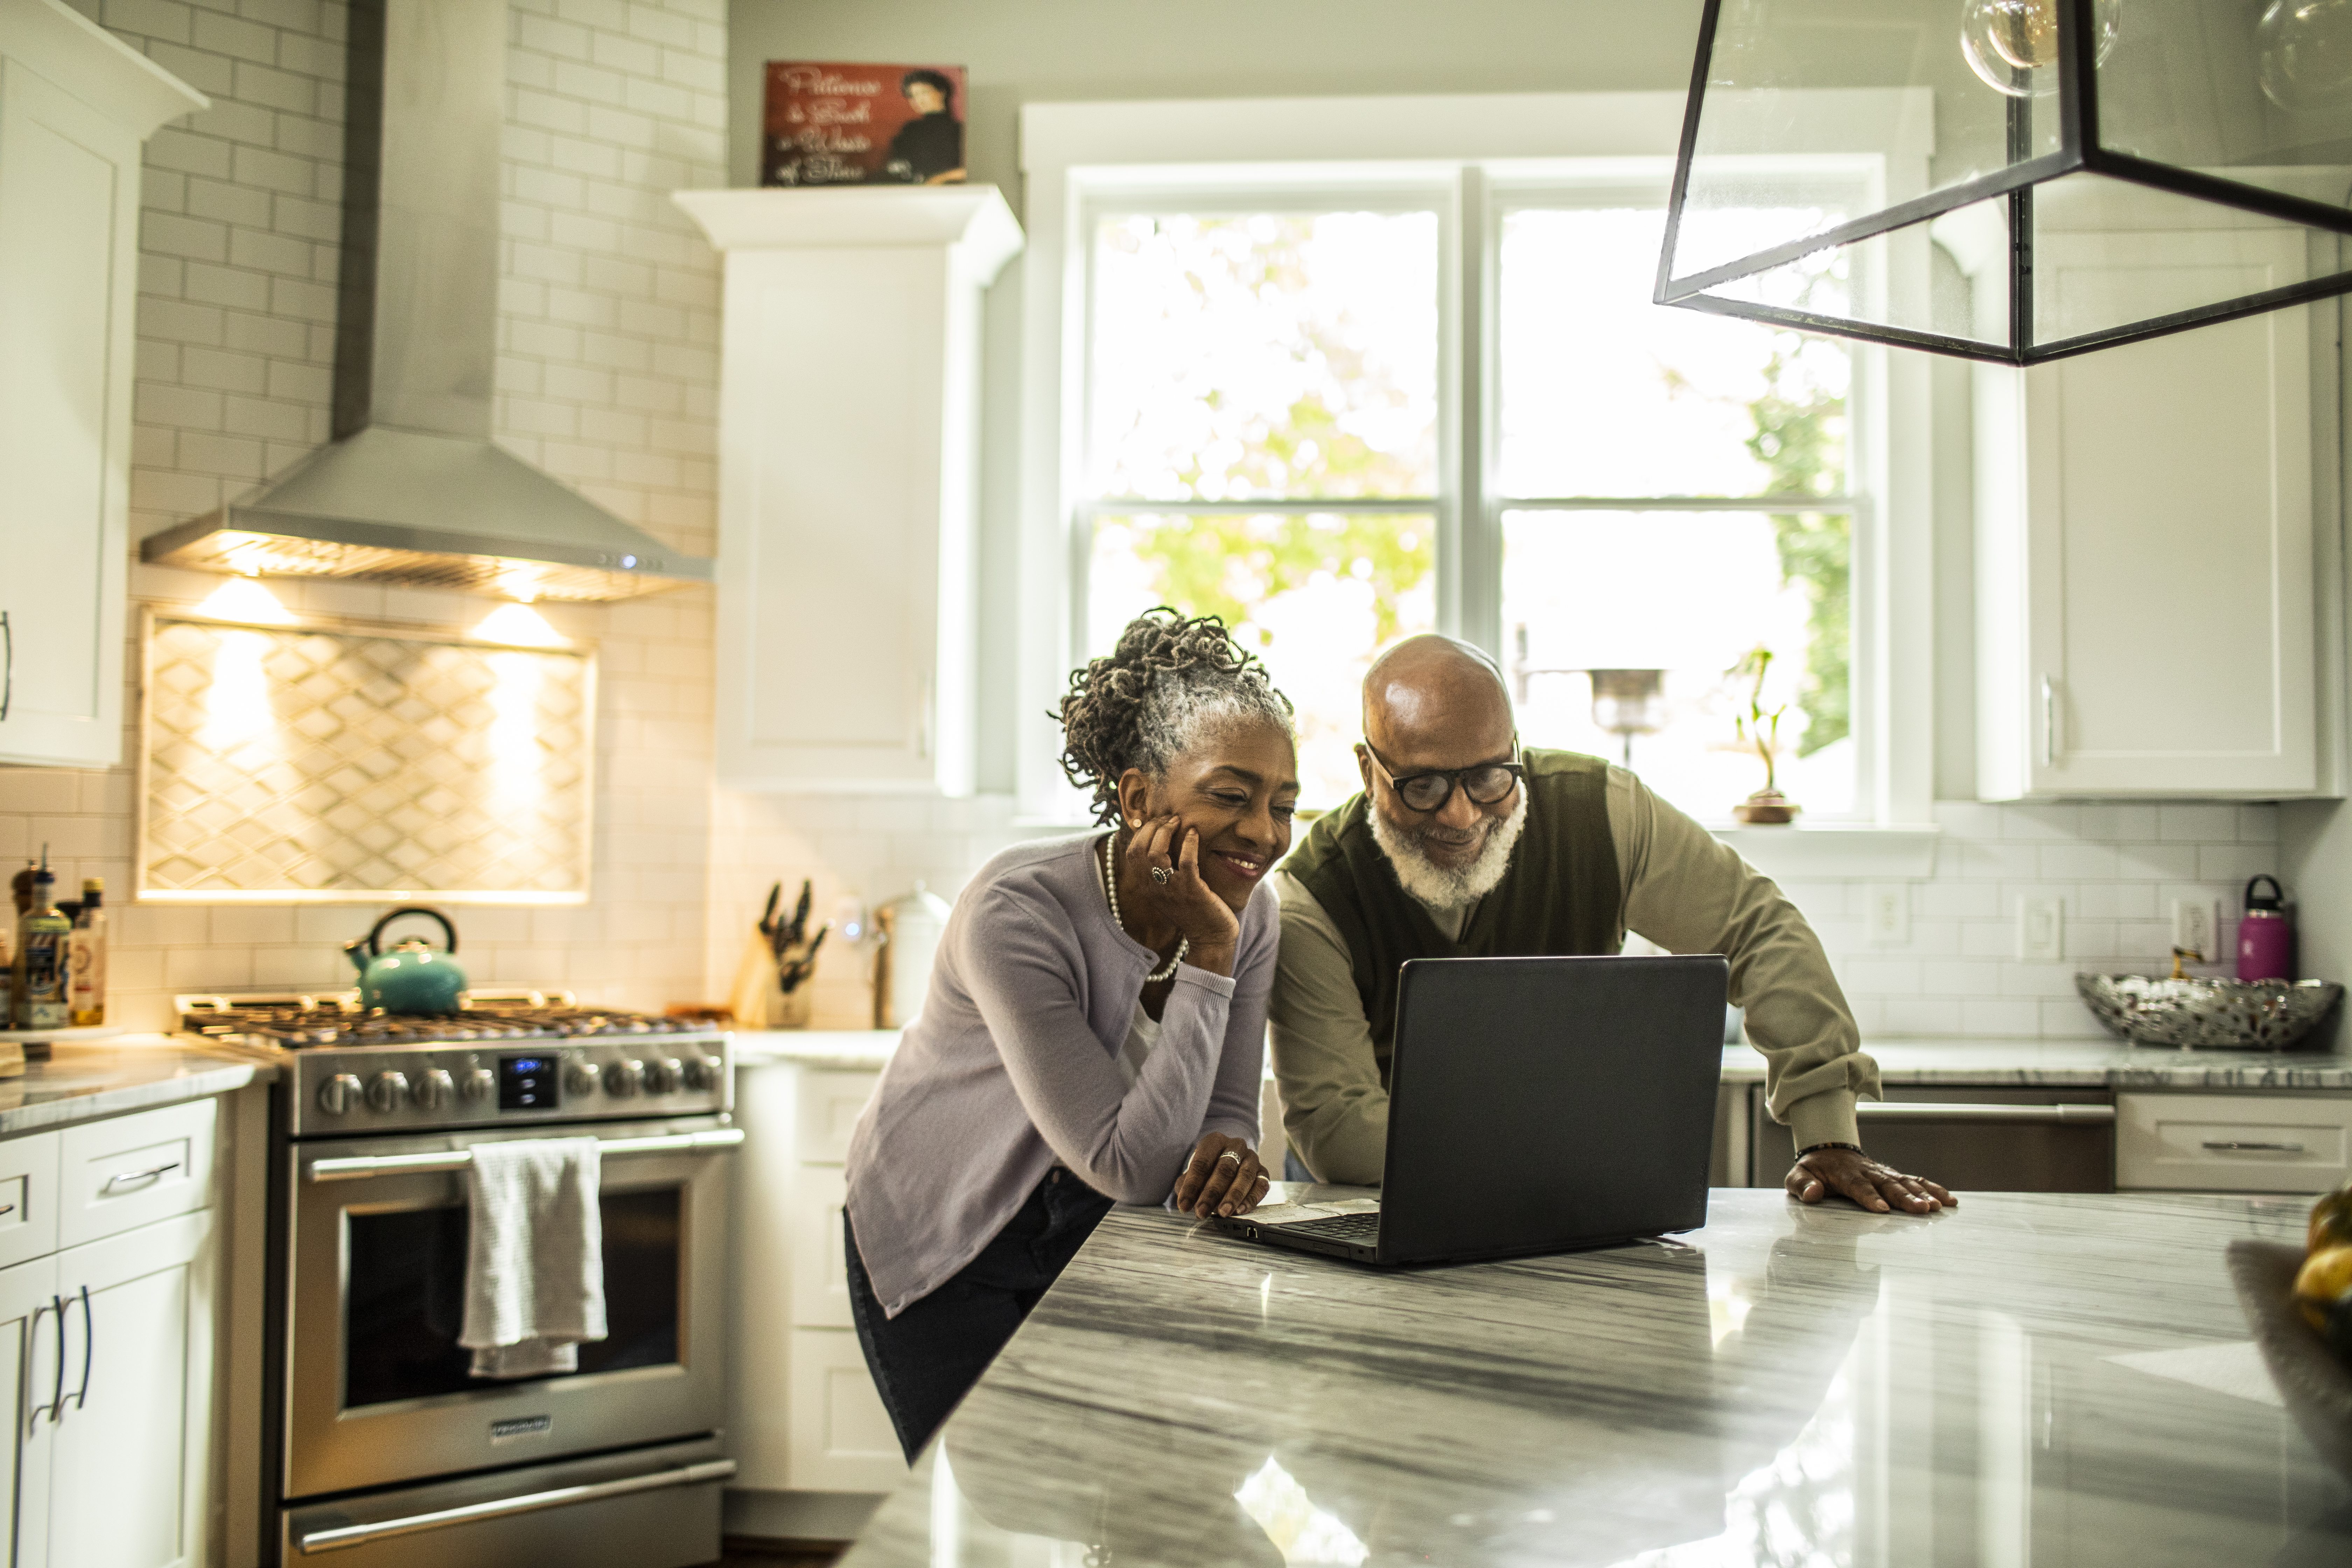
[{"x1": 846, "y1": 1171, "x2": 1114, "y2": 1461}]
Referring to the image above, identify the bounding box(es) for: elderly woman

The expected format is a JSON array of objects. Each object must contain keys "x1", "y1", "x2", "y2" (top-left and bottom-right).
[{"x1": 844, "y1": 609, "x2": 1299, "y2": 1457}]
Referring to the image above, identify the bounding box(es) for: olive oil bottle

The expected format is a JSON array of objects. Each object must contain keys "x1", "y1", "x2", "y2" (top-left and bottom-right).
[
  {"x1": 66, "y1": 878, "x2": 105, "y2": 1027},
  {"x1": 14, "y1": 853, "x2": 68, "y2": 1030}
]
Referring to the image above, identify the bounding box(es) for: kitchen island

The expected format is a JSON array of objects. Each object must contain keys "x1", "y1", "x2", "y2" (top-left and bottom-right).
[{"x1": 837, "y1": 1188, "x2": 2352, "y2": 1567}]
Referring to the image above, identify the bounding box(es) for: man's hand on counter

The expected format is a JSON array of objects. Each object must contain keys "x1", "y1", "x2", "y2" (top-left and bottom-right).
[{"x1": 1785, "y1": 1147, "x2": 1955, "y2": 1214}]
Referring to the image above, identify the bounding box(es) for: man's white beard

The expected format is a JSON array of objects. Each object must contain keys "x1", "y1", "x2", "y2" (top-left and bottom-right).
[{"x1": 1368, "y1": 788, "x2": 1530, "y2": 913}]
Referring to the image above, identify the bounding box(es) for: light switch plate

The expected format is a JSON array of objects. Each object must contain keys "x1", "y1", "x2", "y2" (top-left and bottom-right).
[
  {"x1": 2019, "y1": 897, "x2": 2064, "y2": 962},
  {"x1": 2171, "y1": 898, "x2": 2221, "y2": 963},
  {"x1": 1864, "y1": 883, "x2": 1910, "y2": 946}
]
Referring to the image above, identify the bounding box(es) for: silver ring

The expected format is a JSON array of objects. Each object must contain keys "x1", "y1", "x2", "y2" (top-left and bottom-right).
[
  {"x1": 1217, "y1": 1150, "x2": 1241, "y2": 1166},
  {"x1": 1150, "y1": 865, "x2": 1172, "y2": 884}
]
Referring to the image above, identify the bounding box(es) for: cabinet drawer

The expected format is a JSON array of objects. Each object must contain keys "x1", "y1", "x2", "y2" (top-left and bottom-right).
[
  {"x1": 57, "y1": 1099, "x2": 216, "y2": 1248},
  {"x1": 794, "y1": 1071, "x2": 879, "y2": 1166},
  {"x1": 786, "y1": 1328, "x2": 903, "y2": 1492},
  {"x1": 0, "y1": 1133, "x2": 61, "y2": 1271},
  {"x1": 2116, "y1": 1093, "x2": 2352, "y2": 1194},
  {"x1": 791, "y1": 1166, "x2": 852, "y2": 1329}
]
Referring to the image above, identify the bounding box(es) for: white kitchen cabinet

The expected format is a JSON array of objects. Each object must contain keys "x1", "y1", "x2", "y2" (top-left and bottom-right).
[
  {"x1": 727, "y1": 1049, "x2": 904, "y2": 1512},
  {"x1": 0, "y1": 0, "x2": 204, "y2": 769},
  {"x1": 0, "y1": 1102, "x2": 221, "y2": 1568},
  {"x1": 1973, "y1": 224, "x2": 2325, "y2": 800},
  {"x1": 674, "y1": 189, "x2": 1022, "y2": 795},
  {"x1": 45, "y1": 1210, "x2": 214, "y2": 1568}
]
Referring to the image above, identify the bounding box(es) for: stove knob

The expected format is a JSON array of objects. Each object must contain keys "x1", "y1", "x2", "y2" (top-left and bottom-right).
[
  {"x1": 414, "y1": 1069, "x2": 455, "y2": 1110},
  {"x1": 644, "y1": 1058, "x2": 681, "y2": 1095},
  {"x1": 317, "y1": 1073, "x2": 364, "y2": 1116},
  {"x1": 460, "y1": 1068, "x2": 495, "y2": 1103},
  {"x1": 680, "y1": 1054, "x2": 717, "y2": 1091},
  {"x1": 563, "y1": 1059, "x2": 601, "y2": 1098},
  {"x1": 365, "y1": 1071, "x2": 411, "y2": 1114},
  {"x1": 605, "y1": 1059, "x2": 644, "y2": 1098}
]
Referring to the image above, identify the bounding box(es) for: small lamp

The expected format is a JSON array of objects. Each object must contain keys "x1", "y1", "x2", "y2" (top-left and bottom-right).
[
  {"x1": 1588, "y1": 669, "x2": 1669, "y2": 767},
  {"x1": 1659, "y1": 0, "x2": 2352, "y2": 363}
]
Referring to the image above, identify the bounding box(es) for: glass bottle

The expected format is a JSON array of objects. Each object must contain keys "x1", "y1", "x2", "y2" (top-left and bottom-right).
[
  {"x1": 67, "y1": 878, "x2": 106, "y2": 1027},
  {"x1": 15, "y1": 857, "x2": 68, "y2": 1031}
]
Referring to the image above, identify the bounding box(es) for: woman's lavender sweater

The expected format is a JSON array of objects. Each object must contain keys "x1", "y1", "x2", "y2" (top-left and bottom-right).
[{"x1": 844, "y1": 832, "x2": 1275, "y2": 1317}]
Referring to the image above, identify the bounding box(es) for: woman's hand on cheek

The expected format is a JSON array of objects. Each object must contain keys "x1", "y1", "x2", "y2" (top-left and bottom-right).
[
  {"x1": 1122, "y1": 817, "x2": 1240, "y2": 975},
  {"x1": 1172, "y1": 1133, "x2": 1269, "y2": 1218}
]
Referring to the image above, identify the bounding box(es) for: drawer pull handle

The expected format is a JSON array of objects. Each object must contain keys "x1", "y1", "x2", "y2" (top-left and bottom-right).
[
  {"x1": 101, "y1": 1162, "x2": 179, "y2": 1193},
  {"x1": 2200, "y1": 1140, "x2": 2306, "y2": 1153},
  {"x1": 295, "y1": 1457, "x2": 737, "y2": 1552}
]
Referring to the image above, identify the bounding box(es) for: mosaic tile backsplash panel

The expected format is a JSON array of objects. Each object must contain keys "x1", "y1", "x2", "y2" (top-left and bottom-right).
[{"x1": 141, "y1": 618, "x2": 594, "y2": 901}]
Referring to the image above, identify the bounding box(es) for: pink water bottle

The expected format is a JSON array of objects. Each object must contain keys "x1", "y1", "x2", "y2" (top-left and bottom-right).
[{"x1": 2238, "y1": 875, "x2": 2293, "y2": 981}]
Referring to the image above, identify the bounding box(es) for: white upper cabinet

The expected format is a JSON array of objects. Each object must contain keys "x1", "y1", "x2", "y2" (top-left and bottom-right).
[
  {"x1": 1974, "y1": 223, "x2": 2326, "y2": 800},
  {"x1": 0, "y1": 0, "x2": 203, "y2": 770},
  {"x1": 676, "y1": 187, "x2": 1022, "y2": 795}
]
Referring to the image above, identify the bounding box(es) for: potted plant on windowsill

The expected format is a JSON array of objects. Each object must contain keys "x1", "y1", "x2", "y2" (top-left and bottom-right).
[{"x1": 1729, "y1": 645, "x2": 1800, "y2": 825}]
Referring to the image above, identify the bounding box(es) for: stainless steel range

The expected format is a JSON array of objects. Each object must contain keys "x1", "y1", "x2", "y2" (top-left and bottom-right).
[{"x1": 184, "y1": 991, "x2": 738, "y2": 1568}]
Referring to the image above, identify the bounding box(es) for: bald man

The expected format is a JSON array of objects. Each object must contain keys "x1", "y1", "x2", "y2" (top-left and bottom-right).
[{"x1": 1269, "y1": 635, "x2": 1954, "y2": 1216}]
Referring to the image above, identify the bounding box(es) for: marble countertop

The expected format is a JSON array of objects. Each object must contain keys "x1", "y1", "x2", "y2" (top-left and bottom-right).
[
  {"x1": 728, "y1": 1029, "x2": 899, "y2": 1070},
  {"x1": 0, "y1": 1037, "x2": 273, "y2": 1137},
  {"x1": 842, "y1": 1187, "x2": 2351, "y2": 1568},
  {"x1": 727, "y1": 1027, "x2": 2352, "y2": 1090},
  {"x1": 1727, "y1": 1037, "x2": 2352, "y2": 1089}
]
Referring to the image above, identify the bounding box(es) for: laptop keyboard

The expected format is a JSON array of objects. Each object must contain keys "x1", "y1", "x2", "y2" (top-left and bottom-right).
[{"x1": 1283, "y1": 1211, "x2": 1381, "y2": 1243}]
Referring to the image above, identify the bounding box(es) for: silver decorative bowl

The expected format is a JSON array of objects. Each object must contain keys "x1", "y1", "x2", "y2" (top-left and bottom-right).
[{"x1": 2075, "y1": 973, "x2": 2343, "y2": 1050}]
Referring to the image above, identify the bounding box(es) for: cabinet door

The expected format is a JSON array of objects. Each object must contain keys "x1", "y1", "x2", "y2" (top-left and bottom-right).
[
  {"x1": 786, "y1": 1328, "x2": 904, "y2": 1492},
  {"x1": 0, "y1": 1254, "x2": 61, "y2": 1568},
  {"x1": 44, "y1": 1209, "x2": 213, "y2": 1568},
  {"x1": 1977, "y1": 229, "x2": 2317, "y2": 799},
  {"x1": 0, "y1": 55, "x2": 134, "y2": 769}
]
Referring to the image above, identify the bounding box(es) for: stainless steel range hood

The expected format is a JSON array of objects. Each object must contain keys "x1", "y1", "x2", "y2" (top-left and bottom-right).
[{"x1": 141, "y1": 0, "x2": 710, "y2": 602}]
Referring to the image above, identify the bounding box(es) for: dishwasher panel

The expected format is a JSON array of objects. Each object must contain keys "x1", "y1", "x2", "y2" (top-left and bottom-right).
[{"x1": 1750, "y1": 1084, "x2": 2116, "y2": 1192}]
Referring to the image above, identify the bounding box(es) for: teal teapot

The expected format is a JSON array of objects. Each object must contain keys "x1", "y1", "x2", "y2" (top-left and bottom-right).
[{"x1": 344, "y1": 906, "x2": 467, "y2": 1013}]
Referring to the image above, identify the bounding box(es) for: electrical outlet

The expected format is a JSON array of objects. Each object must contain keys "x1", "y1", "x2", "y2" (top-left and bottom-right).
[
  {"x1": 2018, "y1": 897, "x2": 2064, "y2": 962},
  {"x1": 1864, "y1": 883, "x2": 1910, "y2": 946},
  {"x1": 2171, "y1": 898, "x2": 2220, "y2": 962}
]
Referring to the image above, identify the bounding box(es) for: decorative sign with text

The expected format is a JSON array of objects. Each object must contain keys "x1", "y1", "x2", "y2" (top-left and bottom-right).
[{"x1": 761, "y1": 62, "x2": 968, "y2": 188}]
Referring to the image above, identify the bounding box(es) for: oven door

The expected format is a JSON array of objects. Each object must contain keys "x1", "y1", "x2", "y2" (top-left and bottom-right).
[{"x1": 283, "y1": 1116, "x2": 737, "y2": 1500}]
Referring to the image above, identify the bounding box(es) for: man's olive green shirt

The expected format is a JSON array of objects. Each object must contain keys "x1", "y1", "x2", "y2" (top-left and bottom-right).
[{"x1": 1269, "y1": 763, "x2": 1879, "y2": 1184}]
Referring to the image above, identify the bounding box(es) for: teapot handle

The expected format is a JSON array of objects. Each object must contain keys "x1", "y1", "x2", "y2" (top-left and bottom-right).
[{"x1": 366, "y1": 905, "x2": 458, "y2": 957}]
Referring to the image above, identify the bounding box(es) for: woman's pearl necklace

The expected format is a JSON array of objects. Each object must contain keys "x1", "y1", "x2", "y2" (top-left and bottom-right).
[{"x1": 1102, "y1": 831, "x2": 1188, "y2": 983}]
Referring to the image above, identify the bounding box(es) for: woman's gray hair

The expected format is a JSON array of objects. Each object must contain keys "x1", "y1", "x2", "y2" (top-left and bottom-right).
[{"x1": 1055, "y1": 609, "x2": 1296, "y2": 825}]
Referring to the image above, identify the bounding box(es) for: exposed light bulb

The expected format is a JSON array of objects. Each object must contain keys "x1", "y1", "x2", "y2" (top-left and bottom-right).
[
  {"x1": 2258, "y1": 0, "x2": 2352, "y2": 114},
  {"x1": 1962, "y1": 0, "x2": 2122, "y2": 98}
]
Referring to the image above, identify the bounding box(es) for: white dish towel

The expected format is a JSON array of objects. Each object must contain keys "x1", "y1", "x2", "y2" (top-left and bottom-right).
[{"x1": 459, "y1": 1137, "x2": 608, "y2": 1379}]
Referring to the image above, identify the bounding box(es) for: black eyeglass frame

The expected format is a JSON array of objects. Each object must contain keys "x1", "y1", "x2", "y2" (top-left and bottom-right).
[{"x1": 1360, "y1": 742, "x2": 1527, "y2": 815}]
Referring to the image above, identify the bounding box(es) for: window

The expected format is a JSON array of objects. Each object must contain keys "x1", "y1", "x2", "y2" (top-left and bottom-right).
[
  {"x1": 1075, "y1": 177, "x2": 1858, "y2": 819},
  {"x1": 1020, "y1": 96, "x2": 1935, "y2": 841}
]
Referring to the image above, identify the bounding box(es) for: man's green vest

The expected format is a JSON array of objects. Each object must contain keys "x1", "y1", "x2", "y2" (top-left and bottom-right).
[{"x1": 1283, "y1": 749, "x2": 1623, "y2": 1084}]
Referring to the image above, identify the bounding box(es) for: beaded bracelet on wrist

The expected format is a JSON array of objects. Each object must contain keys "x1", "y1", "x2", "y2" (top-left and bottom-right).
[{"x1": 1798, "y1": 1140, "x2": 1866, "y2": 1158}]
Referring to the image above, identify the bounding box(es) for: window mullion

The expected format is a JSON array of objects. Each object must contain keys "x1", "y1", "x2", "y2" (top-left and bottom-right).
[{"x1": 1446, "y1": 163, "x2": 1503, "y2": 658}]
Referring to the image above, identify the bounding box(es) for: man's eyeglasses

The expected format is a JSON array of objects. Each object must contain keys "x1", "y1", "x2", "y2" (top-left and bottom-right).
[{"x1": 1362, "y1": 743, "x2": 1526, "y2": 814}]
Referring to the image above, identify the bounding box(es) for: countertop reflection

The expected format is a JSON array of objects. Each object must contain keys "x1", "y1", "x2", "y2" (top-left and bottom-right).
[{"x1": 839, "y1": 1187, "x2": 2352, "y2": 1568}]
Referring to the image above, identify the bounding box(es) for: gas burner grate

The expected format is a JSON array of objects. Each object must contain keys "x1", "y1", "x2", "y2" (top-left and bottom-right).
[{"x1": 175, "y1": 990, "x2": 708, "y2": 1047}]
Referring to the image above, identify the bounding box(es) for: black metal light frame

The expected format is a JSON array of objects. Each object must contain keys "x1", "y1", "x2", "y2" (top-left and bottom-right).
[{"x1": 1656, "y1": 0, "x2": 2352, "y2": 364}]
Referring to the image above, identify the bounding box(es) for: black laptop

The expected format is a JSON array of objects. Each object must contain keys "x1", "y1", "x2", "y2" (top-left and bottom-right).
[{"x1": 1212, "y1": 953, "x2": 1729, "y2": 1266}]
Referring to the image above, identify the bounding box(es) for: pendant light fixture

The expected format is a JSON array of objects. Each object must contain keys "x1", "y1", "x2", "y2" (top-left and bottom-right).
[{"x1": 1657, "y1": 0, "x2": 2352, "y2": 363}]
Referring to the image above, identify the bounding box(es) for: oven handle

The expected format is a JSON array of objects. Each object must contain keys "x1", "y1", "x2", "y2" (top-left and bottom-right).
[
  {"x1": 295, "y1": 1457, "x2": 737, "y2": 1554},
  {"x1": 1856, "y1": 1102, "x2": 2115, "y2": 1125},
  {"x1": 304, "y1": 1127, "x2": 746, "y2": 1183}
]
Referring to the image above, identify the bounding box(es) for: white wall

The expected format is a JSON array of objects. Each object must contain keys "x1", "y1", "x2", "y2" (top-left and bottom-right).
[{"x1": 0, "y1": 0, "x2": 728, "y2": 1031}]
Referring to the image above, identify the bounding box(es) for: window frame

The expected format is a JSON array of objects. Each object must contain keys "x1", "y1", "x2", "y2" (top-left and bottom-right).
[{"x1": 1017, "y1": 94, "x2": 1938, "y2": 871}]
